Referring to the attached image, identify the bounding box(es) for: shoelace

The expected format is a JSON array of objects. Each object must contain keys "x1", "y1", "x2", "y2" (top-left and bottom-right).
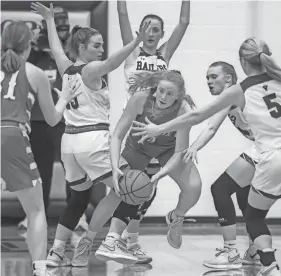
[
  {"x1": 75, "y1": 238, "x2": 92, "y2": 259},
  {"x1": 168, "y1": 211, "x2": 196, "y2": 229},
  {"x1": 132, "y1": 247, "x2": 147, "y2": 256},
  {"x1": 215, "y1": 248, "x2": 231, "y2": 257}
]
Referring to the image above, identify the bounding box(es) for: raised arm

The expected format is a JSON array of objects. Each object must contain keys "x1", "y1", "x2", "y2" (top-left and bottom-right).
[
  {"x1": 132, "y1": 84, "x2": 244, "y2": 138},
  {"x1": 160, "y1": 0, "x2": 190, "y2": 63},
  {"x1": 117, "y1": 0, "x2": 134, "y2": 46},
  {"x1": 31, "y1": 2, "x2": 73, "y2": 76},
  {"x1": 82, "y1": 21, "x2": 150, "y2": 82}
]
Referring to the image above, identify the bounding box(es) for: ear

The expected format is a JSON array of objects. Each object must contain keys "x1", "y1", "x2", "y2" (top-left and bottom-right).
[
  {"x1": 225, "y1": 74, "x2": 232, "y2": 84},
  {"x1": 161, "y1": 30, "x2": 165, "y2": 39}
]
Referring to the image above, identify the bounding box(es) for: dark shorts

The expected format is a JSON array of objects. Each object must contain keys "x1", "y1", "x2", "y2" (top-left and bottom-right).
[
  {"x1": 122, "y1": 143, "x2": 174, "y2": 171},
  {"x1": 1, "y1": 126, "x2": 42, "y2": 192}
]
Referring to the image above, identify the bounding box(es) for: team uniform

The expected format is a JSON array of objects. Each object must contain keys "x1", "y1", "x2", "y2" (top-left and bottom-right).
[
  {"x1": 240, "y1": 73, "x2": 281, "y2": 198},
  {"x1": 61, "y1": 65, "x2": 126, "y2": 189},
  {"x1": 124, "y1": 47, "x2": 168, "y2": 103},
  {"x1": 1, "y1": 64, "x2": 42, "y2": 192},
  {"x1": 227, "y1": 105, "x2": 259, "y2": 165}
]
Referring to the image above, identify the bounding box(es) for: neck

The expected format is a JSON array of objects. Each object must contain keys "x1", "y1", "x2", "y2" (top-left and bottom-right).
[
  {"x1": 142, "y1": 44, "x2": 158, "y2": 55},
  {"x1": 75, "y1": 57, "x2": 87, "y2": 66}
]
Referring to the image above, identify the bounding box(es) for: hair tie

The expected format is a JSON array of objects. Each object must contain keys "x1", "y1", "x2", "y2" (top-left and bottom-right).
[{"x1": 258, "y1": 52, "x2": 264, "y2": 58}]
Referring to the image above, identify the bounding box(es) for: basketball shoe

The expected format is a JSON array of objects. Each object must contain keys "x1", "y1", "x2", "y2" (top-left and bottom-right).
[
  {"x1": 166, "y1": 210, "x2": 184, "y2": 249},
  {"x1": 242, "y1": 245, "x2": 261, "y2": 265},
  {"x1": 203, "y1": 247, "x2": 242, "y2": 269},
  {"x1": 46, "y1": 246, "x2": 71, "y2": 267},
  {"x1": 256, "y1": 262, "x2": 280, "y2": 276},
  {"x1": 202, "y1": 269, "x2": 245, "y2": 276},
  {"x1": 95, "y1": 235, "x2": 138, "y2": 264},
  {"x1": 124, "y1": 238, "x2": 153, "y2": 264},
  {"x1": 72, "y1": 236, "x2": 93, "y2": 267}
]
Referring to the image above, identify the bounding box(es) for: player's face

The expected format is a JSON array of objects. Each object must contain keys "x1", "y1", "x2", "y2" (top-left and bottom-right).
[
  {"x1": 83, "y1": 34, "x2": 104, "y2": 62},
  {"x1": 142, "y1": 18, "x2": 164, "y2": 48},
  {"x1": 155, "y1": 80, "x2": 179, "y2": 109},
  {"x1": 206, "y1": 66, "x2": 229, "y2": 95}
]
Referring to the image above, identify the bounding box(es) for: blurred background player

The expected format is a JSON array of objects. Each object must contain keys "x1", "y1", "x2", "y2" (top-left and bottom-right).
[
  {"x1": 132, "y1": 38, "x2": 281, "y2": 276},
  {"x1": 183, "y1": 61, "x2": 260, "y2": 269},
  {"x1": 1, "y1": 21, "x2": 79, "y2": 276},
  {"x1": 113, "y1": 0, "x2": 190, "y2": 262},
  {"x1": 18, "y1": 6, "x2": 88, "y2": 231}
]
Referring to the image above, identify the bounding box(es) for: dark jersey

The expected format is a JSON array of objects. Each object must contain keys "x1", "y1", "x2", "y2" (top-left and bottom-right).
[
  {"x1": 1, "y1": 64, "x2": 36, "y2": 132},
  {"x1": 125, "y1": 92, "x2": 183, "y2": 158}
]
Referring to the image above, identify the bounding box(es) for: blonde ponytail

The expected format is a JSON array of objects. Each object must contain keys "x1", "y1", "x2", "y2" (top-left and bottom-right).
[{"x1": 260, "y1": 53, "x2": 281, "y2": 82}]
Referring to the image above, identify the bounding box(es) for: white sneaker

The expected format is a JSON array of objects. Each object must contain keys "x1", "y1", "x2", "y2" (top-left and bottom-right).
[
  {"x1": 127, "y1": 241, "x2": 153, "y2": 264},
  {"x1": 46, "y1": 247, "x2": 71, "y2": 267},
  {"x1": 95, "y1": 237, "x2": 137, "y2": 265},
  {"x1": 32, "y1": 260, "x2": 47, "y2": 276},
  {"x1": 203, "y1": 247, "x2": 242, "y2": 270},
  {"x1": 18, "y1": 217, "x2": 27, "y2": 229},
  {"x1": 75, "y1": 213, "x2": 88, "y2": 231},
  {"x1": 72, "y1": 236, "x2": 92, "y2": 267},
  {"x1": 256, "y1": 262, "x2": 280, "y2": 276},
  {"x1": 242, "y1": 245, "x2": 261, "y2": 265}
]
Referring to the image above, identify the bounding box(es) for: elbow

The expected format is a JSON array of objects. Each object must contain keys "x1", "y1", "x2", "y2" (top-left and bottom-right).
[{"x1": 207, "y1": 126, "x2": 218, "y2": 137}]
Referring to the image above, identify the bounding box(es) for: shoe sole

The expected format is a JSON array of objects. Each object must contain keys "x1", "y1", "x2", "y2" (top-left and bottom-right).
[
  {"x1": 242, "y1": 260, "x2": 261, "y2": 266},
  {"x1": 71, "y1": 262, "x2": 88, "y2": 267},
  {"x1": 203, "y1": 262, "x2": 242, "y2": 270},
  {"x1": 46, "y1": 260, "x2": 71, "y2": 268},
  {"x1": 95, "y1": 251, "x2": 138, "y2": 265},
  {"x1": 135, "y1": 257, "x2": 153, "y2": 264},
  {"x1": 165, "y1": 213, "x2": 182, "y2": 249}
]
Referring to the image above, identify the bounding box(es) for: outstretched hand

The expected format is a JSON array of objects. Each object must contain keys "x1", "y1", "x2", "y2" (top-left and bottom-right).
[
  {"x1": 135, "y1": 20, "x2": 151, "y2": 43},
  {"x1": 182, "y1": 147, "x2": 198, "y2": 164},
  {"x1": 31, "y1": 2, "x2": 54, "y2": 20}
]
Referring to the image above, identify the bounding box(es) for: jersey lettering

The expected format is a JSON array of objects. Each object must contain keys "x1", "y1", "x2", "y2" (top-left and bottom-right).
[
  {"x1": 1, "y1": 70, "x2": 19, "y2": 100},
  {"x1": 263, "y1": 93, "x2": 281, "y2": 118},
  {"x1": 66, "y1": 97, "x2": 79, "y2": 110}
]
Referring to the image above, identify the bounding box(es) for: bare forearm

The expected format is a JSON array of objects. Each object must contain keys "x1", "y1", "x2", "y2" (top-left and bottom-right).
[
  {"x1": 179, "y1": 0, "x2": 190, "y2": 25},
  {"x1": 110, "y1": 136, "x2": 122, "y2": 170},
  {"x1": 158, "y1": 152, "x2": 182, "y2": 178},
  {"x1": 46, "y1": 18, "x2": 64, "y2": 57},
  {"x1": 191, "y1": 128, "x2": 216, "y2": 151}
]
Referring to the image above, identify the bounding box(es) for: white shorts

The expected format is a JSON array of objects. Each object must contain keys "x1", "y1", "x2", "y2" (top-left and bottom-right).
[
  {"x1": 252, "y1": 149, "x2": 281, "y2": 197},
  {"x1": 61, "y1": 130, "x2": 127, "y2": 186},
  {"x1": 242, "y1": 144, "x2": 260, "y2": 164}
]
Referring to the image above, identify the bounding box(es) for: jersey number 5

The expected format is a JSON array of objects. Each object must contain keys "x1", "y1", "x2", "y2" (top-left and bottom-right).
[
  {"x1": 1, "y1": 70, "x2": 19, "y2": 100},
  {"x1": 263, "y1": 93, "x2": 281, "y2": 118}
]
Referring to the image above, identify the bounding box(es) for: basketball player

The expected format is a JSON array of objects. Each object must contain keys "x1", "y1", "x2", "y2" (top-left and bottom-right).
[
  {"x1": 182, "y1": 61, "x2": 260, "y2": 269},
  {"x1": 1, "y1": 22, "x2": 79, "y2": 276},
  {"x1": 113, "y1": 0, "x2": 190, "y2": 262},
  {"x1": 31, "y1": 2, "x2": 150, "y2": 268},
  {"x1": 93, "y1": 70, "x2": 202, "y2": 264},
  {"x1": 132, "y1": 38, "x2": 281, "y2": 276}
]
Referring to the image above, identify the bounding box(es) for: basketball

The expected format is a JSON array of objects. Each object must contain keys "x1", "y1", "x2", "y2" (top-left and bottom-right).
[{"x1": 118, "y1": 170, "x2": 153, "y2": 205}]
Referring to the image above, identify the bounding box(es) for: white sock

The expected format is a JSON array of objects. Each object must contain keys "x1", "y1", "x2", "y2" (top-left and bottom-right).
[
  {"x1": 106, "y1": 232, "x2": 120, "y2": 240},
  {"x1": 224, "y1": 240, "x2": 236, "y2": 249},
  {"x1": 53, "y1": 239, "x2": 66, "y2": 250},
  {"x1": 262, "y1": 248, "x2": 275, "y2": 253},
  {"x1": 127, "y1": 232, "x2": 139, "y2": 244},
  {"x1": 121, "y1": 229, "x2": 129, "y2": 241}
]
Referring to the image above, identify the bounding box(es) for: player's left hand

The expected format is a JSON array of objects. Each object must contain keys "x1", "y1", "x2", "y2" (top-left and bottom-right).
[
  {"x1": 61, "y1": 74, "x2": 82, "y2": 102},
  {"x1": 132, "y1": 117, "x2": 161, "y2": 143}
]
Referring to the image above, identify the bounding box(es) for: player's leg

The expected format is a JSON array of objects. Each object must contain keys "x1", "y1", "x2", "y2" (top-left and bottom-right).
[
  {"x1": 165, "y1": 158, "x2": 202, "y2": 249},
  {"x1": 1, "y1": 127, "x2": 47, "y2": 275},
  {"x1": 245, "y1": 150, "x2": 281, "y2": 276},
  {"x1": 203, "y1": 153, "x2": 256, "y2": 269}
]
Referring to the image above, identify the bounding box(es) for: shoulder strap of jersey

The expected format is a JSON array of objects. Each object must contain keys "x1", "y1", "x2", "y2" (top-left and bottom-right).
[
  {"x1": 240, "y1": 73, "x2": 272, "y2": 92},
  {"x1": 64, "y1": 64, "x2": 86, "y2": 76}
]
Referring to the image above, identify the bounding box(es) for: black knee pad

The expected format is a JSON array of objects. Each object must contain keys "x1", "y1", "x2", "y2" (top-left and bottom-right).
[
  {"x1": 59, "y1": 186, "x2": 91, "y2": 231},
  {"x1": 211, "y1": 172, "x2": 238, "y2": 226},
  {"x1": 245, "y1": 204, "x2": 270, "y2": 241},
  {"x1": 113, "y1": 189, "x2": 157, "y2": 224},
  {"x1": 236, "y1": 185, "x2": 250, "y2": 217}
]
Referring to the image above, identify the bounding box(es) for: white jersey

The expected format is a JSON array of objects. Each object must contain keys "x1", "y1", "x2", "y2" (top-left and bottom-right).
[
  {"x1": 63, "y1": 65, "x2": 110, "y2": 127},
  {"x1": 240, "y1": 73, "x2": 281, "y2": 153},
  {"x1": 227, "y1": 106, "x2": 255, "y2": 141},
  {"x1": 124, "y1": 47, "x2": 168, "y2": 103}
]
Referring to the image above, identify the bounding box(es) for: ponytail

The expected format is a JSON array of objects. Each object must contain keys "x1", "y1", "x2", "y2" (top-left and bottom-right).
[
  {"x1": 184, "y1": 94, "x2": 196, "y2": 110},
  {"x1": 260, "y1": 53, "x2": 281, "y2": 82},
  {"x1": 1, "y1": 48, "x2": 24, "y2": 73}
]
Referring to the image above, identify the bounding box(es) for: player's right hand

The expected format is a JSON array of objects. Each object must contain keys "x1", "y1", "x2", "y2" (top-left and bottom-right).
[
  {"x1": 31, "y1": 2, "x2": 54, "y2": 21},
  {"x1": 61, "y1": 74, "x2": 82, "y2": 102},
  {"x1": 112, "y1": 167, "x2": 124, "y2": 197},
  {"x1": 135, "y1": 20, "x2": 151, "y2": 43},
  {"x1": 182, "y1": 147, "x2": 198, "y2": 164}
]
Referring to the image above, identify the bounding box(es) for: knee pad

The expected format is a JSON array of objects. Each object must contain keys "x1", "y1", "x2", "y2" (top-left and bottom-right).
[
  {"x1": 211, "y1": 173, "x2": 238, "y2": 226},
  {"x1": 245, "y1": 204, "x2": 270, "y2": 241},
  {"x1": 59, "y1": 187, "x2": 91, "y2": 230},
  {"x1": 236, "y1": 185, "x2": 250, "y2": 217},
  {"x1": 113, "y1": 189, "x2": 158, "y2": 224}
]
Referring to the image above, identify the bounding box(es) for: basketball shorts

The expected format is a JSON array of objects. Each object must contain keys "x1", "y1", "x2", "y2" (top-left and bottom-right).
[
  {"x1": 251, "y1": 149, "x2": 281, "y2": 198},
  {"x1": 122, "y1": 142, "x2": 174, "y2": 171},
  {"x1": 241, "y1": 144, "x2": 260, "y2": 166},
  {"x1": 1, "y1": 126, "x2": 42, "y2": 192},
  {"x1": 61, "y1": 130, "x2": 127, "y2": 188}
]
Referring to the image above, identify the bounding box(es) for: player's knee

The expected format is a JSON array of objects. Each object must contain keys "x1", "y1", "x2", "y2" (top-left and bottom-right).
[
  {"x1": 245, "y1": 204, "x2": 270, "y2": 241},
  {"x1": 59, "y1": 187, "x2": 91, "y2": 230},
  {"x1": 113, "y1": 201, "x2": 140, "y2": 224}
]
